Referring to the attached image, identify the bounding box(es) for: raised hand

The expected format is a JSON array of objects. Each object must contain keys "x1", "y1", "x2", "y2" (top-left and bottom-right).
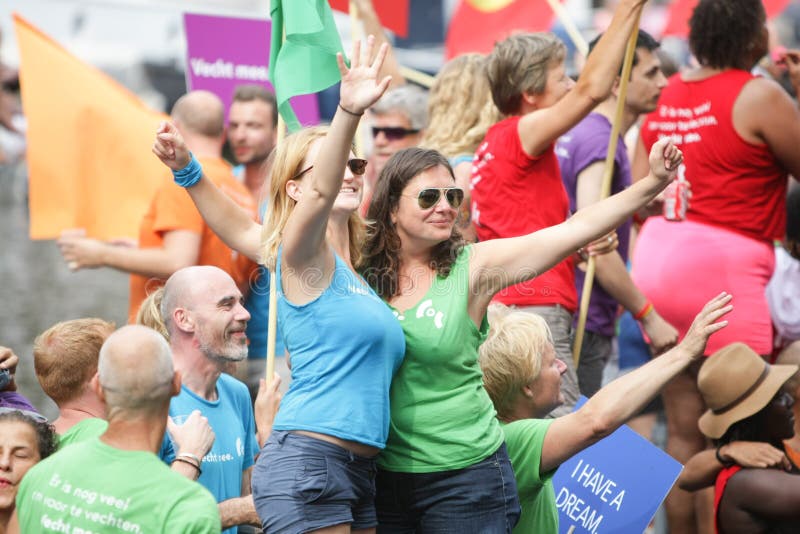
[
  {"x1": 152, "y1": 121, "x2": 191, "y2": 171},
  {"x1": 679, "y1": 292, "x2": 733, "y2": 359},
  {"x1": 337, "y1": 35, "x2": 392, "y2": 115},
  {"x1": 648, "y1": 137, "x2": 683, "y2": 182}
]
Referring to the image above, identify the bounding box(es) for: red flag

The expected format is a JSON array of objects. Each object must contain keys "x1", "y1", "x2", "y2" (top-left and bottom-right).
[
  {"x1": 446, "y1": 0, "x2": 556, "y2": 60},
  {"x1": 663, "y1": 0, "x2": 791, "y2": 38},
  {"x1": 329, "y1": 0, "x2": 410, "y2": 38}
]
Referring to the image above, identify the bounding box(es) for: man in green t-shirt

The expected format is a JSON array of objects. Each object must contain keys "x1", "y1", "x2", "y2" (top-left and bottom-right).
[
  {"x1": 10, "y1": 325, "x2": 221, "y2": 533},
  {"x1": 478, "y1": 293, "x2": 733, "y2": 533}
]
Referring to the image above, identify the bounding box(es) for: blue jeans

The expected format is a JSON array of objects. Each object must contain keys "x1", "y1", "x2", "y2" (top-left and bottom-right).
[{"x1": 375, "y1": 444, "x2": 520, "y2": 533}]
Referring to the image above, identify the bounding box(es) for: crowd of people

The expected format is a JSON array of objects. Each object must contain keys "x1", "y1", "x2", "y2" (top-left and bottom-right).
[{"x1": 2, "y1": 0, "x2": 800, "y2": 533}]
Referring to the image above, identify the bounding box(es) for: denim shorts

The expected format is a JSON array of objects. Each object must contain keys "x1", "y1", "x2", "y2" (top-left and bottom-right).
[
  {"x1": 251, "y1": 431, "x2": 378, "y2": 533},
  {"x1": 375, "y1": 443, "x2": 521, "y2": 533}
]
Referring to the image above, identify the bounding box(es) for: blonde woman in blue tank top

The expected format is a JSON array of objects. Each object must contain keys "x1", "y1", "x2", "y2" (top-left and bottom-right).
[{"x1": 153, "y1": 37, "x2": 405, "y2": 534}]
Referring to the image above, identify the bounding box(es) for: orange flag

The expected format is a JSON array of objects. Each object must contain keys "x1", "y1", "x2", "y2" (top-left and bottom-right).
[{"x1": 14, "y1": 14, "x2": 168, "y2": 240}]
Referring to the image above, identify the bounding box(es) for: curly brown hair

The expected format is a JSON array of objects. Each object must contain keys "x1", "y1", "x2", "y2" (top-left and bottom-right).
[
  {"x1": 0, "y1": 410, "x2": 58, "y2": 460},
  {"x1": 361, "y1": 148, "x2": 464, "y2": 300},
  {"x1": 689, "y1": 0, "x2": 766, "y2": 70}
]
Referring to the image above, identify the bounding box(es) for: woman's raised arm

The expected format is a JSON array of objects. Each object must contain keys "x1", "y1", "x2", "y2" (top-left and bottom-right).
[{"x1": 152, "y1": 121, "x2": 263, "y2": 262}]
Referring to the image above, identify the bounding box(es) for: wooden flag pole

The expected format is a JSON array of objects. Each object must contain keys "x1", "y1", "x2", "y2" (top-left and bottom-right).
[
  {"x1": 265, "y1": 56, "x2": 289, "y2": 386},
  {"x1": 545, "y1": 0, "x2": 589, "y2": 58},
  {"x1": 572, "y1": 17, "x2": 641, "y2": 367}
]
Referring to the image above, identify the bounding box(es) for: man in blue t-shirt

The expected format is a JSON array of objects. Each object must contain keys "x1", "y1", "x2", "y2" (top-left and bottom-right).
[
  {"x1": 160, "y1": 265, "x2": 260, "y2": 532},
  {"x1": 555, "y1": 30, "x2": 677, "y2": 397}
]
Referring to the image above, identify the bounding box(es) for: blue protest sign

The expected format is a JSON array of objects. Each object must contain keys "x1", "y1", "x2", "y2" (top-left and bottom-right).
[{"x1": 552, "y1": 398, "x2": 682, "y2": 534}]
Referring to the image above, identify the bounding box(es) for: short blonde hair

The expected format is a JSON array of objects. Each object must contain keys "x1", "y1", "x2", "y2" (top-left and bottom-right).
[
  {"x1": 33, "y1": 318, "x2": 115, "y2": 404},
  {"x1": 135, "y1": 287, "x2": 169, "y2": 340},
  {"x1": 422, "y1": 54, "x2": 504, "y2": 158},
  {"x1": 487, "y1": 33, "x2": 566, "y2": 115},
  {"x1": 479, "y1": 305, "x2": 553, "y2": 419},
  {"x1": 260, "y1": 126, "x2": 365, "y2": 270}
]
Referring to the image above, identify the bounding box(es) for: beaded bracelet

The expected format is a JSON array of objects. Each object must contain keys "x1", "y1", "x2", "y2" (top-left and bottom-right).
[{"x1": 172, "y1": 153, "x2": 203, "y2": 188}]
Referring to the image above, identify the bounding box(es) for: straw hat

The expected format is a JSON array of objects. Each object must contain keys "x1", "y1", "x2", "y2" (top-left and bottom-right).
[{"x1": 698, "y1": 342, "x2": 798, "y2": 439}]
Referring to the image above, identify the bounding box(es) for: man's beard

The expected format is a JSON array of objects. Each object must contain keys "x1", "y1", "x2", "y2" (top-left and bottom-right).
[{"x1": 199, "y1": 338, "x2": 247, "y2": 364}]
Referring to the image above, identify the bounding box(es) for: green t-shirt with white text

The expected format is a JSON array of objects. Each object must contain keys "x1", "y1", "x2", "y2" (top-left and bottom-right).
[{"x1": 16, "y1": 437, "x2": 220, "y2": 534}]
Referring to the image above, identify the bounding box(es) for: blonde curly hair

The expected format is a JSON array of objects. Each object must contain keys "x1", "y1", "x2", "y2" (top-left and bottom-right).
[{"x1": 421, "y1": 54, "x2": 504, "y2": 158}]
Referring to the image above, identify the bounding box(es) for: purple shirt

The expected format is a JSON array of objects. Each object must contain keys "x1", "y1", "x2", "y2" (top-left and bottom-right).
[
  {"x1": 0, "y1": 391, "x2": 38, "y2": 412},
  {"x1": 556, "y1": 113, "x2": 632, "y2": 337}
]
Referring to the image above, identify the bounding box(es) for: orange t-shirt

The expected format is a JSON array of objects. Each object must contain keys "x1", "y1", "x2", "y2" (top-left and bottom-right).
[{"x1": 127, "y1": 157, "x2": 258, "y2": 322}]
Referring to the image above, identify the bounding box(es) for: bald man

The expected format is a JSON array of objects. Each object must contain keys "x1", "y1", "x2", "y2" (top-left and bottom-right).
[
  {"x1": 159, "y1": 266, "x2": 260, "y2": 532},
  {"x1": 57, "y1": 90, "x2": 258, "y2": 322},
  {"x1": 10, "y1": 325, "x2": 221, "y2": 533}
]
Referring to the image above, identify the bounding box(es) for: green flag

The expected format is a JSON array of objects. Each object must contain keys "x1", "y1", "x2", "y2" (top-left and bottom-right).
[{"x1": 269, "y1": 0, "x2": 346, "y2": 132}]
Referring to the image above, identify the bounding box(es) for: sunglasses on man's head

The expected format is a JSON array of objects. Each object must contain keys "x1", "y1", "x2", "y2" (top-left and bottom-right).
[
  {"x1": 372, "y1": 126, "x2": 421, "y2": 141},
  {"x1": 403, "y1": 187, "x2": 465, "y2": 210},
  {"x1": 293, "y1": 158, "x2": 369, "y2": 181}
]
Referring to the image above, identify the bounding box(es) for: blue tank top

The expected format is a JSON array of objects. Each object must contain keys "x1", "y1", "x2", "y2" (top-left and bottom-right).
[{"x1": 272, "y1": 249, "x2": 406, "y2": 448}]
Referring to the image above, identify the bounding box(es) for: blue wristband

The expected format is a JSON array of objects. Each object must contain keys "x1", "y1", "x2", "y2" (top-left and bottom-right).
[{"x1": 172, "y1": 153, "x2": 203, "y2": 188}]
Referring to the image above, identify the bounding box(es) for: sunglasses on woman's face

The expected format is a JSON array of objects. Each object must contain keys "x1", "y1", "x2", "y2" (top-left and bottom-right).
[
  {"x1": 372, "y1": 126, "x2": 421, "y2": 141},
  {"x1": 293, "y1": 158, "x2": 369, "y2": 181},
  {"x1": 403, "y1": 187, "x2": 465, "y2": 210}
]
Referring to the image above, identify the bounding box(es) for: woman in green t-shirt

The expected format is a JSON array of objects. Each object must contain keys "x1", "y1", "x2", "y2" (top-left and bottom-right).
[{"x1": 361, "y1": 138, "x2": 682, "y2": 530}]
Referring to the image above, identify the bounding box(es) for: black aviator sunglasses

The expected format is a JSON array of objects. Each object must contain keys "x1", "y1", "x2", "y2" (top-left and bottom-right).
[
  {"x1": 293, "y1": 158, "x2": 368, "y2": 181},
  {"x1": 372, "y1": 126, "x2": 421, "y2": 141}
]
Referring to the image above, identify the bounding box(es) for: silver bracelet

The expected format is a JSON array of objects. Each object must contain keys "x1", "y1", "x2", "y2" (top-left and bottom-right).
[{"x1": 176, "y1": 452, "x2": 202, "y2": 465}]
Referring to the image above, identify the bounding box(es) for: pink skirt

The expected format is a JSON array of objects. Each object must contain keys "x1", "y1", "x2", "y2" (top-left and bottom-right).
[{"x1": 632, "y1": 217, "x2": 775, "y2": 356}]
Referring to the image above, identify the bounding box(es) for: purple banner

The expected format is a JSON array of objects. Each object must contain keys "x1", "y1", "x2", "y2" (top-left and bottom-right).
[{"x1": 183, "y1": 13, "x2": 320, "y2": 126}]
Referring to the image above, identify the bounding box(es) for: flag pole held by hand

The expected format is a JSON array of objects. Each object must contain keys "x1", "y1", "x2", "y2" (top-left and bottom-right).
[{"x1": 572, "y1": 16, "x2": 642, "y2": 367}]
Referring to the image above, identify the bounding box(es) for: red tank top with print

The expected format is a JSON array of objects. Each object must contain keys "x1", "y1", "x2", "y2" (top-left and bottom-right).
[{"x1": 641, "y1": 70, "x2": 787, "y2": 242}]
